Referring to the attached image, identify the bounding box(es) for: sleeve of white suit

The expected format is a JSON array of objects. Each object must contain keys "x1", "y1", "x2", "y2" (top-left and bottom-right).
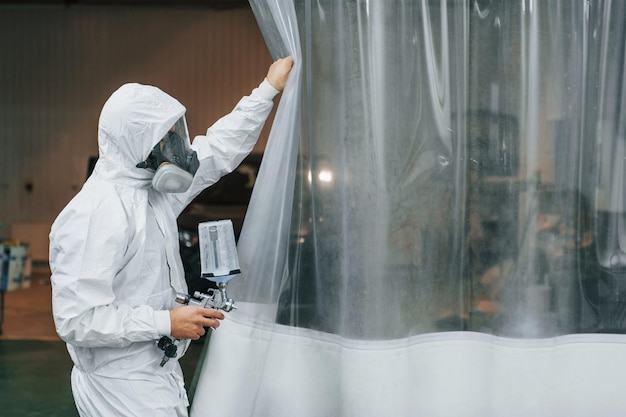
[
  {"x1": 50, "y1": 191, "x2": 171, "y2": 348},
  {"x1": 170, "y1": 79, "x2": 280, "y2": 215}
]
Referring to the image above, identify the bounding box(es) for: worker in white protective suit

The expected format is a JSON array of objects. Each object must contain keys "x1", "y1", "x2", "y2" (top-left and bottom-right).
[{"x1": 49, "y1": 56, "x2": 294, "y2": 417}]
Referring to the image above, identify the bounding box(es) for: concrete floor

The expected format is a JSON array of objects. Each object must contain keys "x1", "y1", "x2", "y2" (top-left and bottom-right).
[{"x1": 0, "y1": 272, "x2": 205, "y2": 416}]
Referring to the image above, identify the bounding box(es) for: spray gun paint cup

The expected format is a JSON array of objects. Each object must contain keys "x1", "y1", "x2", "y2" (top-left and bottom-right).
[{"x1": 198, "y1": 219, "x2": 240, "y2": 283}]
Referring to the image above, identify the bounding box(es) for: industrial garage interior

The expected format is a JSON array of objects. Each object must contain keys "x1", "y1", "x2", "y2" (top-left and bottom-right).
[
  {"x1": 0, "y1": 1, "x2": 268, "y2": 415},
  {"x1": 4, "y1": 1, "x2": 626, "y2": 416}
]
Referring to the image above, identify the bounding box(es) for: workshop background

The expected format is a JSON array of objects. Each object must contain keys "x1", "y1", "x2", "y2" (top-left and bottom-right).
[{"x1": 0, "y1": 1, "x2": 269, "y2": 416}]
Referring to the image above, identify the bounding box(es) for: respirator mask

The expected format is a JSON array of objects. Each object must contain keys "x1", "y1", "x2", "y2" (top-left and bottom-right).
[{"x1": 136, "y1": 129, "x2": 200, "y2": 193}]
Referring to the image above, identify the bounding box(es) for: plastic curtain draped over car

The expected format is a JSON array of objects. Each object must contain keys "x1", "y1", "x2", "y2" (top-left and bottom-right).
[{"x1": 191, "y1": 1, "x2": 626, "y2": 416}]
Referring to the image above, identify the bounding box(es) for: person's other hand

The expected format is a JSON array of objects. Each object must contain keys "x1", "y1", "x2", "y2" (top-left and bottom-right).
[
  {"x1": 266, "y1": 56, "x2": 294, "y2": 92},
  {"x1": 169, "y1": 305, "x2": 225, "y2": 340}
]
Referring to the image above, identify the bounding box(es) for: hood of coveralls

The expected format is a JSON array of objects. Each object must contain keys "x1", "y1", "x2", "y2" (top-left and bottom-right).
[{"x1": 95, "y1": 83, "x2": 189, "y2": 187}]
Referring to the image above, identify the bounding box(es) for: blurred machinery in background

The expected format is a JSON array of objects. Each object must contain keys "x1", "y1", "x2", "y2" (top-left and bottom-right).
[{"x1": 177, "y1": 153, "x2": 262, "y2": 295}]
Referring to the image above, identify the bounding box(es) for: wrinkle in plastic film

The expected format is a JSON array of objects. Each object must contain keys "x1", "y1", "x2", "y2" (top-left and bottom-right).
[
  {"x1": 238, "y1": 0, "x2": 626, "y2": 340},
  {"x1": 232, "y1": 0, "x2": 302, "y2": 312}
]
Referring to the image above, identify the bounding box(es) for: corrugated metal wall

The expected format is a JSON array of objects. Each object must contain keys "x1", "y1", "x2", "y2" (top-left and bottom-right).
[{"x1": 0, "y1": 4, "x2": 273, "y2": 237}]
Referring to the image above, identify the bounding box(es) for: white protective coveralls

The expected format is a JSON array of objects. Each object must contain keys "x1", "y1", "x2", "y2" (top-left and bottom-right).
[{"x1": 49, "y1": 79, "x2": 278, "y2": 416}]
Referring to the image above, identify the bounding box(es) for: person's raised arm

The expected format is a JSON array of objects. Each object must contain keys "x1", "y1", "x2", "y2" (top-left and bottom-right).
[{"x1": 171, "y1": 56, "x2": 295, "y2": 214}]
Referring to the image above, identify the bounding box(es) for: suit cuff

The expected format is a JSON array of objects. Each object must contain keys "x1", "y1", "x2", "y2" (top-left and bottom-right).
[
  {"x1": 155, "y1": 310, "x2": 172, "y2": 336},
  {"x1": 256, "y1": 78, "x2": 280, "y2": 100}
]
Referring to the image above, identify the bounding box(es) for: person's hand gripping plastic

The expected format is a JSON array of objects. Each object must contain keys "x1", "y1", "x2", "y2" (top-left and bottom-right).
[{"x1": 265, "y1": 56, "x2": 294, "y2": 91}]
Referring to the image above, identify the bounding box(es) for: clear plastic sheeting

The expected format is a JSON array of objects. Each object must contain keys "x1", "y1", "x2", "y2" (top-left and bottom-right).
[
  {"x1": 191, "y1": 1, "x2": 626, "y2": 416},
  {"x1": 231, "y1": 0, "x2": 626, "y2": 340}
]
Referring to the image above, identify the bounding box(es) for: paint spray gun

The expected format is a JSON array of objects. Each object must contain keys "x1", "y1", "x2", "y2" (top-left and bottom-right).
[
  {"x1": 158, "y1": 220, "x2": 240, "y2": 366},
  {"x1": 175, "y1": 219, "x2": 240, "y2": 312}
]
